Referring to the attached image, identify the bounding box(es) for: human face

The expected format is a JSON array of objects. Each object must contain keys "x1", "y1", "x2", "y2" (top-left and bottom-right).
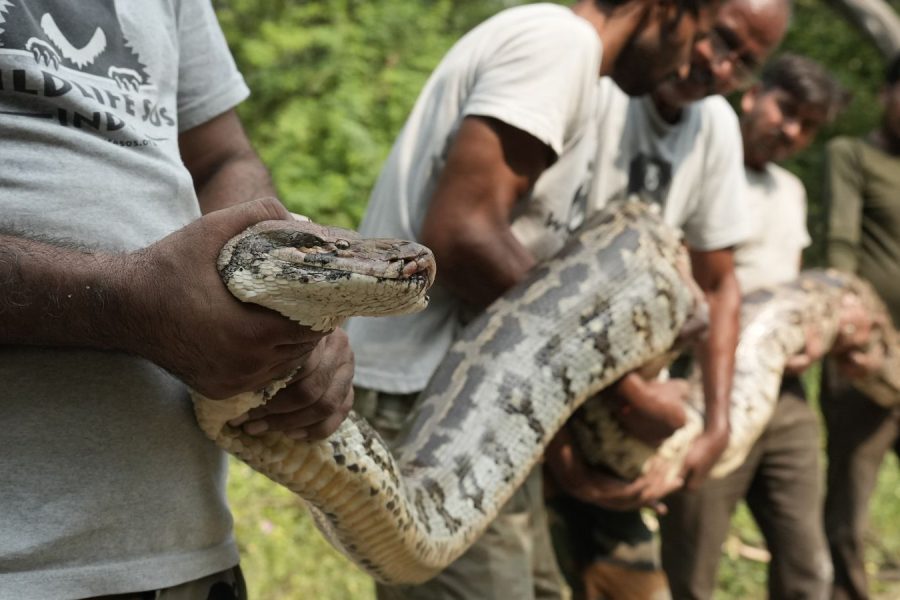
[
  {"x1": 655, "y1": 0, "x2": 788, "y2": 106},
  {"x1": 740, "y1": 87, "x2": 828, "y2": 168},
  {"x1": 611, "y1": 1, "x2": 718, "y2": 97}
]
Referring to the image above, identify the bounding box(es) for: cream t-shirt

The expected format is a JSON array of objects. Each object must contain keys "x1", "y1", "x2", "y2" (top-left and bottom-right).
[
  {"x1": 589, "y1": 78, "x2": 751, "y2": 251},
  {"x1": 347, "y1": 4, "x2": 602, "y2": 393},
  {"x1": 734, "y1": 164, "x2": 811, "y2": 292}
]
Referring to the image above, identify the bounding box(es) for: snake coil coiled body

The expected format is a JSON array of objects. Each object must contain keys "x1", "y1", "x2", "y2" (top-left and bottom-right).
[{"x1": 192, "y1": 201, "x2": 703, "y2": 583}]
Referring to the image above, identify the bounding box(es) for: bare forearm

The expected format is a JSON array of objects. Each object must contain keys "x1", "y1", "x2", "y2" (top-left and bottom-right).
[
  {"x1": 194, "y1": 148, "x2": 278, "y2": 215},
  {"x1": 433, "y1": 222, "x2": 536, "y2": 308},
  {"x1": 179, "y1": 109, "x2": 279, "y2": 215},
  {"x1": 697, "y1": 276, "x2": 740, "y2": 433},
  {"x1": 0, "y1": 235, "x2": 140, "y2": 350}
]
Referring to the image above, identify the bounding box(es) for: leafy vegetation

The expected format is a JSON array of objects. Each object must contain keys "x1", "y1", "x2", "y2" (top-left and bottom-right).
[{"x1": 216, "y1": 1, "x2": 900, "y2": 597}]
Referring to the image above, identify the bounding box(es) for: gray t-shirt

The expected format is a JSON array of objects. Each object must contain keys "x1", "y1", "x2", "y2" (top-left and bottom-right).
[
  {"x1": 346, "y1": 3, "x2": 602, "y2": 394},
  {"x1": 0, "y1": 1, "x2": 249, "y2": 597}
]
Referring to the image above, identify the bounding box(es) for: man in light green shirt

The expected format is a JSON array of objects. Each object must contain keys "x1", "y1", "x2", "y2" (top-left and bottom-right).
[{"x1": 821, "y1": 52, "x2": 900, "y2": 600}]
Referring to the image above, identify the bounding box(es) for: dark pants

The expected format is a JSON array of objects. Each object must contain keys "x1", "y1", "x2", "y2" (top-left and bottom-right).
[
  {"x1": 90, "y1": 566, "x2": 246, "y2": 600},
  {"x1": 820, "y1": 361, "x2": 900, "y2": 600},
  {"x1": 659, "y1": 378, "x2": 831, "y2": 600},
  {"x1": 546, "y1": 494, "x2": 669, "y2": 600}
]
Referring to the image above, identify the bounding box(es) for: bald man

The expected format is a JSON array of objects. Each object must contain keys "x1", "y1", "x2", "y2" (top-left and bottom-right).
[{"x1": 544, "y1": 0, "x2": 794, "y2": 598}]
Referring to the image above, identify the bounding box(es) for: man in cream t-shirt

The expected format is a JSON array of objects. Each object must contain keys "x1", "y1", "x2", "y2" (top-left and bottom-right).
[
  {"x1": 345, "y1": 0, "x2": 720, "y2": 598},
  {"x1": 660, "y1": 54, "x2": 849, "y2": 600},
  {"x1": 548, "y1": 76, "x2": 751, "y2": 600},
  {"x1": 546, "y1": 0, "x2": 796, "y2": 597},
  {"x1": 733, "y1": 162, "x2": 810, "y2": 291}
]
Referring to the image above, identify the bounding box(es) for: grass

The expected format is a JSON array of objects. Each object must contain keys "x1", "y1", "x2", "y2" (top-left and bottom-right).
[{"x1": 227, "y1": 369, "x2": 899, "y2": 599}]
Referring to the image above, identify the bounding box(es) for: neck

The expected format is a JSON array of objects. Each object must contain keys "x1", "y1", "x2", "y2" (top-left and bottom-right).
[
  {"x1": 742, "y1": 141, "x2": 768, "y2": 172},
  {"x1": 744, "y1": 154, "x2": 769, "y2": 172},
  {"x1": 573, "y1": 1, "x2": 649, "y2": 76},
  {"x1": 650, "y1": 88, "x2": 684, "y2": 124}
]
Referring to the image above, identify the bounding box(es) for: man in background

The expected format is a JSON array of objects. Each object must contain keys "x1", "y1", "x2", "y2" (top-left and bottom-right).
[
  {"x1": 547, "y1": 0, "x2": 791, "y2": 597},
  {"x1": 345, "y1": 0, "x2": 720, "y2": 598},
  {"x1": 821, "y1": 52, "x2": 900, "y2": 600},
  {"x1": 660, "y1": 54, "x2": 850, "y2": 600}
]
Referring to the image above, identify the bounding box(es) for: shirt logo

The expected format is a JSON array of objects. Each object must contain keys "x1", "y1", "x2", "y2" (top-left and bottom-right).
[
  {"x1": 0, "y1": 1, "x2": 172, "y2": 146},
  {"x1": 627, "y1": 153, "x2": 673, "y2": 206}
]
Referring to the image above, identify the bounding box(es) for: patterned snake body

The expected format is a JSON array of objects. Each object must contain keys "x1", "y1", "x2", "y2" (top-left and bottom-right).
[
  {"x1": 192, "y1": 201, "x2": 704, "y2": 583},
  {"x1": 574, "y1": 268, "x2": 900, "y2": 482}
]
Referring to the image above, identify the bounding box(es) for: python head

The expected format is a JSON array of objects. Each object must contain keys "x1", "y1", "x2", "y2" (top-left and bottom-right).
[{"x1": 218, "y1": 219, "x2": 436, "y2": 331}]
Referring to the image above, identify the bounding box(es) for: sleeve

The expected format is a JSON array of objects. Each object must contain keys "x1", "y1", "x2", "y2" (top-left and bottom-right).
[
  {"x1": 824, "y1": 138, "x2": 863, "y2": 273},
  {"x1": 681, "y1": 96, "x2": 752, "y2": 251},
  {"x1": 174, "y1": 0, "x2": 251, "y2": 132},
  {"x1": 462, "y1": 14, "x2": 601, "y2": 159},
  {"x1": 795, "y1": 183, "x2": 812, "y2": 250}
]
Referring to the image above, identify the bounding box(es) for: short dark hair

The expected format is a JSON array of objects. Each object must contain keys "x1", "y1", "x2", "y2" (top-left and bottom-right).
[
  {"x1": 760, "y1": 53, "x2": 851, "y2": 122},
  {"x1": 886, "y1": 53, "x2": 900, "y2": 87},
  {"x1": 597, "y1": 0, "x2": 718, "y2": 17}
]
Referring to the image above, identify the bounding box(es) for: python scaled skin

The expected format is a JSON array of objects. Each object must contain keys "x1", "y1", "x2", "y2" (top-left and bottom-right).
[
  {"x1": 573, "y1": 269, "x2": 900, "y2": 482},
  {"x1": 191, "y1": 200, "x2": 704, "y2": 584}
]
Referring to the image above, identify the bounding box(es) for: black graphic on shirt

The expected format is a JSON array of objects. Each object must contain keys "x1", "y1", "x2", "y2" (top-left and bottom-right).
[
  {"x1": 0, "y1": 1, "x2": 175, "y2": 146},
  {"x1": 0, "y1": 0, "x2": 149, "y2": 90},
  {"x1": 627, "y1": 153, "x2": 673, "y2": 206}
]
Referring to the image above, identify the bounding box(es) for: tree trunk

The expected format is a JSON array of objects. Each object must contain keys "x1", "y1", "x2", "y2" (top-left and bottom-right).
[{"x1": 826, "y1": 0, "x2": 900, "y2": 58}]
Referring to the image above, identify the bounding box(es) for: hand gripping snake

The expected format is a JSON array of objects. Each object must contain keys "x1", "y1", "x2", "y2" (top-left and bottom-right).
[{"x1": 191, "y1": 200, "x2": 705, "y2": 584}]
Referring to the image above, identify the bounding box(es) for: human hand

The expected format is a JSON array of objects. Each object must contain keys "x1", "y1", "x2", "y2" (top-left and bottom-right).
[
  {"x1": 228, "y1": 329, "x2": 355, "y2": 440},
  {"x1": 679, "y1": 428, "x2": 728, "y2": 490},
  {"x1": 835, "y1": 343, "x2": 885, "y2": 380},
  {"x1": 612, "y1": 373, "x2": 689, "y2": 447},
  {"x1": 784, "y1": 325, "x2": 826, "y2": 375},
  {"x1": 833, "y1": 294, "x2": 875, "y2": 353},
  {"x1": 545, "y1": 427, "x2": 683, "y2": 513},
  {"x1": 831, "y1": 294, "x2": 884, "y2": 380},
  {"x1": 124, "y1": 197, "x2": 325, "y2": 399}
]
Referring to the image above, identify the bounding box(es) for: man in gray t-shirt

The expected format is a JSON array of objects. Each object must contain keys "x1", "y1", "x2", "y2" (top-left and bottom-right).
[{"x1": 0, "y1": 2, "x2": 353, "y2": 598}]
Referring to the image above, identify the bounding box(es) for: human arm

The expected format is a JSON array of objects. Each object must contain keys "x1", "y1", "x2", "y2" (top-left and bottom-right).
[
  {"x1": 418, "y1": 116, "x2": 551, "y2": 308},
  {"x1": 824, "y1": 139, "x2": 863, "y2": 274},
  {"x1": 611, "y1": 374, "x2": 690, "y2": 447},
  {"x1": 179, "y1": 109, "x2": 278, "y2": 215},
  {"x1": 0, "y1": 198, "x2": 320, "y2": 400},
  {"x1": 679, "y1": 247, "x2": 739, "y2": 489},
  {"x1": 544, "y1": 425, "x2": 683, "y2": 512}
]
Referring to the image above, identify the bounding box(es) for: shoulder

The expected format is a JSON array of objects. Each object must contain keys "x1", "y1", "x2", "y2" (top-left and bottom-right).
[
  {"x1": 826, "y1": 136, "x2": 863, "y2": 161},
  {"x1": 767, "y1": 163, "x2": 806, "y2": 198},
  {"x1": 696, "y1": 95, "x2": 740, "y2": 137},
  {"x1": 484, "y1": 4, "x2": 599, "y2": 51}
]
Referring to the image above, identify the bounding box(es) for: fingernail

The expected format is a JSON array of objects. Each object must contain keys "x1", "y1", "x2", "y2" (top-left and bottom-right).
[
  {"x1": 244, "y1": 420, "x2": 269, "y2": 435},
  {"x1": 228, "y1": 414, "x2": 250, "y2": 427},
  {"x1": 288, "y1": 429, "x2": 308, "y2": 440}
]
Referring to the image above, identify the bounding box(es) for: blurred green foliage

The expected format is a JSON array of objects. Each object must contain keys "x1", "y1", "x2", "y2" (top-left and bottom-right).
[
  {"x1": 214, "y1": 0, "x2": 503, "y2": 227},
  {"x1": 215, "y1": 1, "x2": 900, "y2": 598}
]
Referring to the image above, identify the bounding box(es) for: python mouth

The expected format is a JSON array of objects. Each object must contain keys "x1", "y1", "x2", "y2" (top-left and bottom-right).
[{"x1": 270, "y1": 246, "x2": 435, "y2": 285}]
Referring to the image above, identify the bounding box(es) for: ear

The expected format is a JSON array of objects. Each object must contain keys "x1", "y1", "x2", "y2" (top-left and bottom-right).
[{"x1": 741, "y1": 85, "x2": 760, "y2": 113}]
